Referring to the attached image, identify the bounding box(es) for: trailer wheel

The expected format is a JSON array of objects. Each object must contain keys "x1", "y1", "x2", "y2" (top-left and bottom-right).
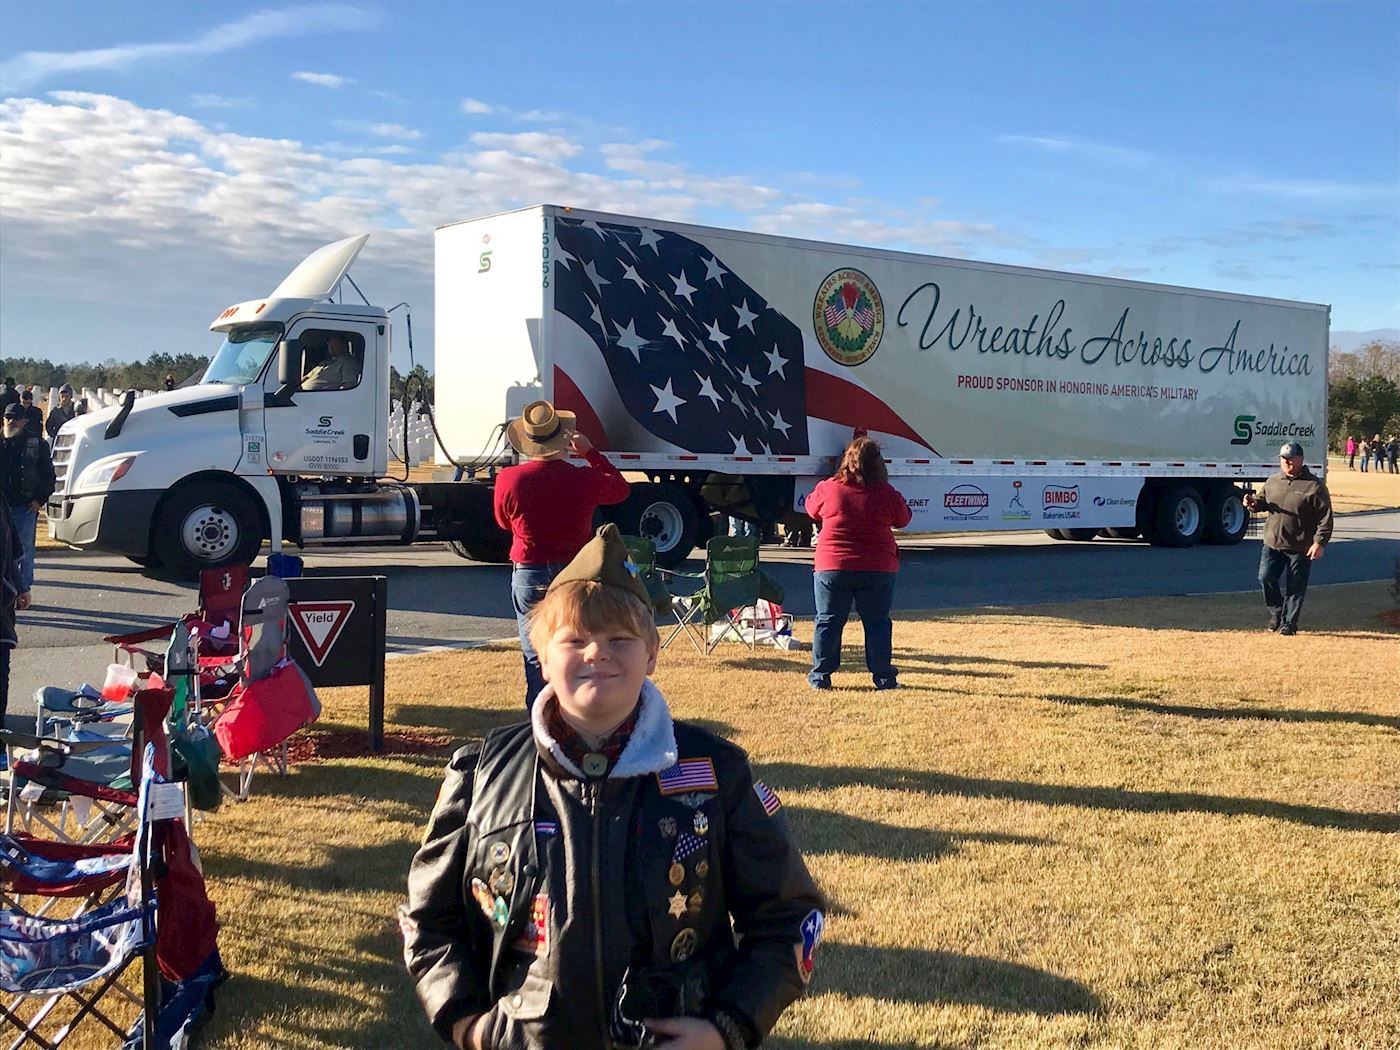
[
  {"x1": 609, "y1": 482, "x2": 700, "y2": 568},
  {"x1": 1062, "y1": 528, "x2": 1098, "y2": 541},
  {"x1": 1044, "y1": 529, "x2": 1069, "y2": 540},
  {"x1": 153, "y1": 481, "x2": 264, "y2": 579},
  {"x1": 1150, "y1": 484, "x2": 1204, "y2": 547},
  {"x1": 1104, "y1": 527, "x2": 1141, "y2": 540},
  {"x1": 1202, "y1": 485, "x2": 1249, "y2": 545}
]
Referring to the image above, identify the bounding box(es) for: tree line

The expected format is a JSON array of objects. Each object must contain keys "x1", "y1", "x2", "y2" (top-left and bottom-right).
[{"x1": 0, "y1": 352, "x2": 434, "y2": 405}]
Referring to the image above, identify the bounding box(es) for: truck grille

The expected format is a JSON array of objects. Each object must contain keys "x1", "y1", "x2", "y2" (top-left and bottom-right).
[{"x1": 52, "y1": 433, "x2": 76, "y2": 494}]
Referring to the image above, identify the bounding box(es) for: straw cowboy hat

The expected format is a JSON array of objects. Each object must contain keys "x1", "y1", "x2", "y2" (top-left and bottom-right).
[{"x1": 506, "y1": 399, "x2": 577, "y2": 458}]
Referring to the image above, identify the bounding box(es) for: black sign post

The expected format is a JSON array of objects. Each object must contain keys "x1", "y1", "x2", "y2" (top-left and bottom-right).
[{"x1": 283, "y1": 575, "x2": 388, "y2": 753}]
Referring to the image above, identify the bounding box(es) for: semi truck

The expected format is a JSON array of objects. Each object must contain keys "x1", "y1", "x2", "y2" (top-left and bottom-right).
[{"x1": 48, "y1": 205, "x2": 1329, "y2": 575}]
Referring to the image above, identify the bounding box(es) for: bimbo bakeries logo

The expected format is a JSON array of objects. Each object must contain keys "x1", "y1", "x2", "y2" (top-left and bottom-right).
[
  {"x1": 814, "y1": 268, "x2": 884, "y2": 366},
  {"x1": 1042, "y1": 484, "x2": 1081, "y2": 521}
]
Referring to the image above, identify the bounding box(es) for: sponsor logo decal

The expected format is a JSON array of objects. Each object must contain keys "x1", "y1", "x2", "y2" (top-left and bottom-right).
[
  {"x1": 1002, "y1": 479, "x2": 1032, "y2": 522},
  {"x1": 943, "y1": 484, "x2": 990, "y2": 520},
  {"x1": 813, "y1": 268, "x2": 884, "y2": 366},
  {"x1": 1093, "y1": 495, "x2": 1136, "y2": 507},
  {"x1": 1231, "y1": 413, "x2": 1316, "y2": 446},
  {"x1": 1042, "y1": 484, "x2": 1081, "y2": 521}
]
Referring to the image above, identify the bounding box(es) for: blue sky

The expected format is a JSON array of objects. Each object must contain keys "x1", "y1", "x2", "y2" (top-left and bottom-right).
[{"x1": 1, "y1": 0, "x2": 1396, "y2": 370}]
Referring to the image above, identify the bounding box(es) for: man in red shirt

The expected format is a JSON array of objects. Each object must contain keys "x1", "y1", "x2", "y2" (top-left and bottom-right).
[{"x1": 494, "y1": 400, "x2": 631, "y2": 707}]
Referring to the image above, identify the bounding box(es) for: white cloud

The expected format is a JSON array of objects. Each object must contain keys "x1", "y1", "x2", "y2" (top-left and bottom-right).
[
  {"x1": 291, "y1": 70, "x2": 354, "y2": 89},
  {"x1": 470, "y1": 131, "x2": 581, "y2": 161},
  {"x1": 368, "y1": 122, "x2": 422, "y2": 141},
  {"x1": 0, "y1": 6, "x2": 376, "y2": 91},
  {"x1": 461, "y1": 97, "x2": 493, "y2": 115},
  {"x1": 1205, "y1": 174, "x2": 1397, "y2": 201},
  {"x1": 190, "y1": 93, "x2": 253, "y2": 109},
  {"x1": 516, "y1": 109, "x2": 561, "y2": 123},
  {"x1": 995, "y1": 133, "x2": 1154, "y2": 167}
]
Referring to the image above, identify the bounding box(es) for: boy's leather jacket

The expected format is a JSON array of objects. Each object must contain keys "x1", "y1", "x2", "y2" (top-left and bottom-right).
[{"x1": 402, "y1": 681, "x2": 825, "y2": 1049}]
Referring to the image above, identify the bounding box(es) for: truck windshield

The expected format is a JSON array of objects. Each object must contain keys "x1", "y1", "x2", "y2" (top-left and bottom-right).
[{"x1": 203, "y1": 322, "x2": 284, "y2": 385}]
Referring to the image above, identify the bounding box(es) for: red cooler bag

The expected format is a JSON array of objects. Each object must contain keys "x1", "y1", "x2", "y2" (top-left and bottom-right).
[{"x1": 213, "y1": 661, "x2": 319, "y2": 761}]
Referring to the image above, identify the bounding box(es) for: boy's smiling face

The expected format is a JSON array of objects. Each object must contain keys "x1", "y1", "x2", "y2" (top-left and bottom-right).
[{"x1": 542, "y1": 623, "x2": 657, "y2": 735}]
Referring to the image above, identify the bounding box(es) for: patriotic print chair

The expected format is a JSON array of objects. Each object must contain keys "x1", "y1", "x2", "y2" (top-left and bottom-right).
[{"x1": 659, "y1": 536, "x2": 763, "y2": 655}]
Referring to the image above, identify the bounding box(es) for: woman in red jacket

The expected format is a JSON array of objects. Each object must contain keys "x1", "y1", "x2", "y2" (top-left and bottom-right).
[{"x1": 803, "y1": 436, "x2": 912, "y2": 690}]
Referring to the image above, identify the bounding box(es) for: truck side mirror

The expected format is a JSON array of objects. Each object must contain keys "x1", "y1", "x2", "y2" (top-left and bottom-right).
[{"x1": 270, "y1": 338, "x2": 303, "y2": 408}]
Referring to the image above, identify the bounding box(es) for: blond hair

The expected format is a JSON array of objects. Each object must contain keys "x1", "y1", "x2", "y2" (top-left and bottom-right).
[{"x1": 527, "y1": 580, "x2": 660, "y2": 657}]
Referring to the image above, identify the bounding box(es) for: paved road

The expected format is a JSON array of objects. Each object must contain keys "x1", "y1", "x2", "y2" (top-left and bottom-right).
[{"x1": 8, "y1": 511, "x2": 1398, "y2": 712}]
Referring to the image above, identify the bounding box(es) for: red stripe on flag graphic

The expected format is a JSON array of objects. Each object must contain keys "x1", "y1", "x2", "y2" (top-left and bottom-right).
[
  {"x1": 553, "y1": 365, "x2": 613, "y2": 451},
  {"x1": 804, "y1": 368, "x2": 937, "y2": 453}
]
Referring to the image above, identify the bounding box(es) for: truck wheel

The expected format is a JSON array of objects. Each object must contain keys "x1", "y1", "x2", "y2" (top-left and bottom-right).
[
  {"x1": 1104, "y1": 527, "x2": 1141, "y2": 540},
  {"x1": 1044, "y1": 529, "x2": 1069, "y2": 540},
  {"x1": 154, "y1": 482, "x2": 264, "y2": 578},
  {"x1": 1150, "y1": 484, "x2": 1204, "y2": 547},
  {"x1": 609, "y1": 482, "x2": 700, "y2": 568},
  {"x1": 1202, "y1": 485, "x2": 1249, "y2": 545},
  {"x1": 126, "y1": 554, "x2": 161, "y2": 568},
  {"x1": 1062, "y1": 528, "x2": 1098, "y2": 541},
  {"x1": 446, "y1": 534, "x2": 511, "y2": 563}
]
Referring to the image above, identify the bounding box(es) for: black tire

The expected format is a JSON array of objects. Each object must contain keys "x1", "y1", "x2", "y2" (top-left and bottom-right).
[
  {"x1": 153, "y1": 481, "x2": 265, "y2": 578},
  {"x1": 1044, "y1": 529, "x2": 1069, "y2": 540},
  {"x1": 607, "y1": 482, "x2": 700, "y2": 568},
  {"x1": 1202, "y1": 485, "x2": 1249, "y2": 545},
  {"x1": 446, "y1": 531, "x2": 512, "y2": 563},
  {"x1": 1062, "y1": 528, "x2": 1098, "y2": 541},
  {"x1": 1150, "y1": 484, "x2": 1205, "y2": 547},
  {"x1": 126, "y1": 554, "x2": 160, "y2": 568},
  {"x1": 1104, "y1": 527, "x2": 1141, "y2": 540}
]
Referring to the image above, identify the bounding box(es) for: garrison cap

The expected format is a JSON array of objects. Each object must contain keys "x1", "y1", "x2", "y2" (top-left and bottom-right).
[
  {"x1": 547, "y1": 523, "x2": 652, "y2": 608},
  {"x1": 1278, "y1": 441, "x2": 1304, "y2": 459}
]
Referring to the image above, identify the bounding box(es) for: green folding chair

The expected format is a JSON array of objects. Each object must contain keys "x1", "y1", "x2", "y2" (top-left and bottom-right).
[
  {"x1": 659, "y1": 536, "x2": 762, "y2": 655},
  {"x1": 621, "y1": 536, "x2": 673, "y2": 617}
]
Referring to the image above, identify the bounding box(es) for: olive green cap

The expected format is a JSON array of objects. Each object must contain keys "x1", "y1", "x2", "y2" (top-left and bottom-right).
[{"x1": 547, "y1": 523, "x2": 653, "y2": 608}]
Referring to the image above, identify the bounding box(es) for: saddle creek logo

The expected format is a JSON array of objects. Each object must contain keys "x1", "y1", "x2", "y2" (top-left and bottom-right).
[
  {"x1": 814, "y1": 268, "x2": 884, "y2": 366},
  {"x1": 1043, "y1": 484, "x2": 1081, "y2": 521},
  {"x1": 1231, "y1": 414, "x2": 1316, "y2": 446},
  {"x1": 943, "y1": 484, "x2": 989, "y2": 521}
]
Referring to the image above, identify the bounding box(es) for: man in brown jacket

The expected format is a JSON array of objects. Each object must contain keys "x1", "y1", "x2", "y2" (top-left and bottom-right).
[{"x1": 1243, "y1": 441, "x2": 1333, "y2": 635}]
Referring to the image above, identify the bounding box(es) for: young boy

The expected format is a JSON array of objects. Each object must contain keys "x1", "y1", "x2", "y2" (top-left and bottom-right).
[{"x1": 402, "y1": 524, "x2": 825, "y2": 1049}]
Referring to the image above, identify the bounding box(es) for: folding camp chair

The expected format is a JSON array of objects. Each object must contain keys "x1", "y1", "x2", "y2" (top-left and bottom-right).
[
  {"x1": 103, "y1": 566, "x2": 247, "y2": 678},
  {"x1": 209, "y1": 577, "x2": 320, "y2": 801},
  {"x1": 659, "y1": 537, "x2": 763, "y2": 655},
  {"x1": 620, "y1": 536, "x2": 672, "y2": 617}
]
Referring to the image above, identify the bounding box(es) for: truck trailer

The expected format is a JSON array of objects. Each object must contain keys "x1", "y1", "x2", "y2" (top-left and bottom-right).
[{"x1": 48, "y1": 205, "x2": 1329, "y2": 574}]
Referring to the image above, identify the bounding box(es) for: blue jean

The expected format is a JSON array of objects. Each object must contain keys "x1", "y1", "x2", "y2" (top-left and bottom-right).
[
  {"x1": 728, "y1": 517, "x2": 757, "y2": 539},
  {"x1": 8, "y1": 504, "x2": 36, "y2": 593},
  {"x1": 512, "y1": 563, "x2": 566, "y2": 709},
  {"x1": 810, "y1": 570, "x2": 898, "y2": 688},
  {"x1": 1258, "y1": 545, "x2": 1312, "y2": 630}
]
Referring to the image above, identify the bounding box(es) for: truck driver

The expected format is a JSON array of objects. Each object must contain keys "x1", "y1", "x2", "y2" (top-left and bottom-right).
[{"x1": 303, "y1": 333, "x2": 361, "y2": 391}]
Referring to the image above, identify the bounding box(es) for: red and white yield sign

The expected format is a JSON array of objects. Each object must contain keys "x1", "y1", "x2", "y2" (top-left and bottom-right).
[{"x1": 288, "y1": 601, "x2": 356, "y2": 666}]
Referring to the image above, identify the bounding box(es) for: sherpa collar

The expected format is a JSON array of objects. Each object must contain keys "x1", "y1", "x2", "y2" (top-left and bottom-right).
[{"x1": 531, "y1": 679, "x2": 678, "y2": 780}]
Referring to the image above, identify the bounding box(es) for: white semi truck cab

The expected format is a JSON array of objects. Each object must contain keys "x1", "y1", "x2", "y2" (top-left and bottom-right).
[{"x1": 48, "y1": 235, "x2": 501, "y2": 574}]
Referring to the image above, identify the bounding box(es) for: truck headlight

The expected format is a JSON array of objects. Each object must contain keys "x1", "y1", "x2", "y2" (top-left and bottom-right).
[{"x1": 74, "y1": 455, "x2": 137, "y2": 491}]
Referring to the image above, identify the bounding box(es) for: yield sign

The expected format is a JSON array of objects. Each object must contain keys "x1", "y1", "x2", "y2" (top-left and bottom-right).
[{"x1": 288, "y1": 601, "x2": 356, "y2": 667}]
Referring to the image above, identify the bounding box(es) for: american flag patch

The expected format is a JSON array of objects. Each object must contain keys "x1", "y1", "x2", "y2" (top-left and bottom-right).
[
  {"x1": 534, "y1": 821, "x2": 559, "y2": 836},
  {"x1": 753, "y1": 781, "x2": 781, "y2": 816},
  {"x1": 656, "y1": 758, "x2": 718, "y2": 796}
]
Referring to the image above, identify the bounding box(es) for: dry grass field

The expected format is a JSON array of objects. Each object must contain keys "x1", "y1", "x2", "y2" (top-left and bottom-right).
[{"x1": 104, "y1": 579, "x2": 1393, "y2": 1050}]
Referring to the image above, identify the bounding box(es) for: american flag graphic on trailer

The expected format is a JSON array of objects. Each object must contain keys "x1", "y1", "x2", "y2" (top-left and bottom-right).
[{"x1": 553, "y1": 216, "x2": 810, "y2": 455}]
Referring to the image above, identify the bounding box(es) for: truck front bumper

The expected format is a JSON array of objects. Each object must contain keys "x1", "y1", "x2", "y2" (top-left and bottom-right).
[{"x1": 48, "y1": 489, "x2": 162, "y2": 557}]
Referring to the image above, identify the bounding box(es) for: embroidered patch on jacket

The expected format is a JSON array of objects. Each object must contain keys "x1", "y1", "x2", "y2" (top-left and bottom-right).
[
  {"x1": 795, "y1": 908, "x2": 824, "y2": 984},
  {"x1": 514, "y1": 894, "x2": 549, "y2": 955},
  {"x1": 753, "y1": 780, "x2": 782, "y2": 816},
  {"x1": 534, "y1": 820, "x2": 559, "y2": 836},
  {"x1": 656, "y1": 758, "x2": 718, "y2": 795}
]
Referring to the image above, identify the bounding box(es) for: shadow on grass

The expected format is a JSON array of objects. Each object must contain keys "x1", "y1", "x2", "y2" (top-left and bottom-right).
[
  {"x1": 763, "y1": 763, "x2": 1400, "y2": 833},
  {"x1": 1044, "y1": 692, "x2": 1400, "y2": 732},
  {"x1": 898, "y1": 651, "x2": 1108, "y2": 672},
  {"x1": 203, "y1": 836, "x2": 417, "y2": 896},
  {"x1": 392, "y1": 702, "x2": 527, "y2": 740},
  {"x1": 786, "y1": 806, "x2": 1050, "y2": 863},
  {"x1": 819, "y1": 942, "x2": 1099, "y2": 1015}
]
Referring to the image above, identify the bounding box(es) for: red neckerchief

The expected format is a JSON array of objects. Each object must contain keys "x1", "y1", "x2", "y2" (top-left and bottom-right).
[{"x1": 545, "y1": 700, "x2": 641, "y2": 779}]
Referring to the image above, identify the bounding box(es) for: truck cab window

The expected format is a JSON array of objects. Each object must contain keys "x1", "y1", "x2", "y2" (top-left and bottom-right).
[
  {"x1": 300, "y1": 329, "x2": 364, "y2": 391},
  {"x1": 204, "y1": 322, "x2": 283, "y2": 385}
]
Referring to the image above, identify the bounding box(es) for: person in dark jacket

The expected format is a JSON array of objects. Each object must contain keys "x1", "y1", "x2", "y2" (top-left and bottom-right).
[
  {"x1": 0, "y1": 379, "x2": 17, "y2": 414},
  {"x1": 804, "y1": 436, "x2": 913, "y2": 690},
  {"x1": 494, "y1": 400, "x2": 630, "y2": 708},
  {"x1": 17, "y1": 390, "x2": 43, "y2": 436},
  {"x1": 1243, "y1": 441, "x2": 1333, "y2": 635},
  {"x1": 44, "y1": 384, "x2": 77, "y2": 443},
  {"x1": 1, "y1": 402, "x2": 56, "y2": 595},
  {"x1": 402, "y1": 525, "x2": 825, "y2": 1050},
  {"x1": 1, "y1": 501, "x2": 32, "y2": 721}
]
